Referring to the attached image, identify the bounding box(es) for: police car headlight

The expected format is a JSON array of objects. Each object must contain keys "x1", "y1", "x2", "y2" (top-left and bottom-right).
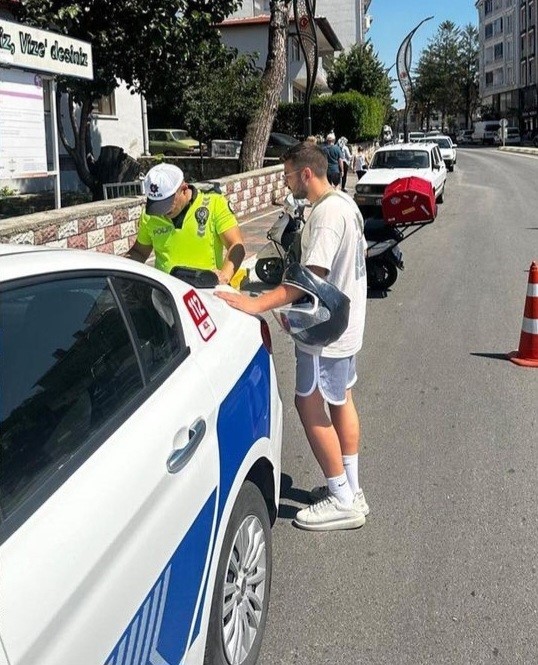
[{"x1": 356, "y1": 184, "x2": 371, "y2": 194}]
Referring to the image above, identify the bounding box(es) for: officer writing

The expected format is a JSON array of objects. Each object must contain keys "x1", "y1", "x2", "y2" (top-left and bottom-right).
[{"x1": 127, "y1": 163, "x2": 245, "y2": 284}]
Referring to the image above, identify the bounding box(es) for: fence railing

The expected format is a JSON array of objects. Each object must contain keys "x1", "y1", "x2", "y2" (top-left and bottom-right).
[{"x1": 103, "y1": 180, "x2": 144, "y2": 200}]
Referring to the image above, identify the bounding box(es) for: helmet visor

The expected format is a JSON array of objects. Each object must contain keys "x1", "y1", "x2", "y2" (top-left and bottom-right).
[{"x1": 272, "y1": 295, "x2": 330, "y2": 335}]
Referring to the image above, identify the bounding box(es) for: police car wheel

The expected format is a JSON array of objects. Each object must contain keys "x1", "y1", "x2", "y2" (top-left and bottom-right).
[{"x1": 204, "y1": 481, "x2": 272, "y2": 665}]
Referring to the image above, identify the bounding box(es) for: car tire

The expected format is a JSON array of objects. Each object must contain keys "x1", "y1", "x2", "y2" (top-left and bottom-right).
[
  {"x1": 204, "y1": 481, "x2": 272, "y2": 665},
  {"x1": 437, "y1": 187, "x2": 445, "y2": 204},
  {"x1": 448, "y1": 164, "x2": 454, "y2": 172}
]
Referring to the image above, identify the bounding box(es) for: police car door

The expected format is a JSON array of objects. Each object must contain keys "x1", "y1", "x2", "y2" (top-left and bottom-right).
[{"x1": 0, "y1": 268, "x2": 218, "y2": 665}]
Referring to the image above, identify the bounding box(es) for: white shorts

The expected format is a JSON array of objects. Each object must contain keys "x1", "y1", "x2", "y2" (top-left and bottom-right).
[{"x1": 295, "y1": 347, "x2": 357, "y2": 405}]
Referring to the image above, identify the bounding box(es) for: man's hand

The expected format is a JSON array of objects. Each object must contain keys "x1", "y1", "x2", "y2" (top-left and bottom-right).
[
  {"x1": 214, "y1": 268, "x2": 233, "y2": 285},
  {"x1": 215, "y1": 290, "x2": 262, "y2": 314}
]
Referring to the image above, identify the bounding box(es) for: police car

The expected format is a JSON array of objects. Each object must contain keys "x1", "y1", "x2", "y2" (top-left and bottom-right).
[{"x1": 0, "y1": 244, "x2": 283, "y2": 665}]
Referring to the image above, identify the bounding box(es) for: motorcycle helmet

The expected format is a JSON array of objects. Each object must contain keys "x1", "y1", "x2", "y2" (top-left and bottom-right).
[{"x1": 272, "y1": 263, "x2": 350, "y2": 346}]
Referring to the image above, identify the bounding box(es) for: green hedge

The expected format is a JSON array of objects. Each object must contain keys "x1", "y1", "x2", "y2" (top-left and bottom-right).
[{"x1": 274, "y1": 91, "x2": 385, "y2": 141}]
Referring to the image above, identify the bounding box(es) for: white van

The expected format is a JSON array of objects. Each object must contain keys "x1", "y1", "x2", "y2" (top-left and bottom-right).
[{"x1": 472, "y1": 121, "x2": 501, "y2": 145}]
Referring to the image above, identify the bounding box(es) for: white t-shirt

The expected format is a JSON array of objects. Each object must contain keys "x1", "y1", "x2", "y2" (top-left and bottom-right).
[{"x1": 297, "y1": 190, "x2": 367, "y2": 358}]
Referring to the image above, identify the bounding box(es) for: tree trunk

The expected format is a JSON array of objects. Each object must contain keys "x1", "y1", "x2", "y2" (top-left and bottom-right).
[
  {"x1": 56, "y1": 90, "x2": 100, "y2": 199},
  {"x1": 239, "y1": 0, "x2": 291, "y2": 173}
]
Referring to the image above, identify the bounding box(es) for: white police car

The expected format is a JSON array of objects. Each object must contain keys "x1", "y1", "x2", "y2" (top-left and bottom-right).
[{"x1": 0, "y1": 244, "x2": 282, "y2": 665}]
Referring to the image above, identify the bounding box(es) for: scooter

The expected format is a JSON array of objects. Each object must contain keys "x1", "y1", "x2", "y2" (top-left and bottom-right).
[
  {"x1": 255, "y1": 194, "x2": 307, "y2": 285},
  {"x1": 364, "y1": 218, "x2": 405, "y2": 290},
  {"x1": 256, "y1": 194, "x2": 406, "y2": 290}
]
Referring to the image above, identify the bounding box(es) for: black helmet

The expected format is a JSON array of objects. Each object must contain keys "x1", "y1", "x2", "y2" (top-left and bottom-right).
[{"x1": 272, "y1": 263, "x2": 350, "y2": 346}]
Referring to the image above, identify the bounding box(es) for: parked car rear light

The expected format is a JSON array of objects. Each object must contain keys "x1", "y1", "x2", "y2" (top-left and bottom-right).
[{"x1": 260, "y1": 317, "x2": 272, "y2": 353}]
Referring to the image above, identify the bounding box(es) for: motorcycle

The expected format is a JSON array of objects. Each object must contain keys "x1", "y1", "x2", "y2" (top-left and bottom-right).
[
  {"x1": 364, "y1": 218, "x2": 405, "y2": 290},
  {"x1": 255, "y1": 194, "x2": 307, "y2": 285},
  {"x1": 255, "y1": 194, "x2": 406, "y2": 290}
]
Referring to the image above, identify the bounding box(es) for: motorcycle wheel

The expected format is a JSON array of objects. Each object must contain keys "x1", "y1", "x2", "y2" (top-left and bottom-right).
[
  {"x1": 255, "y1": 258, "x2": 284, "y2": 285},
  {"x1": 367, "y1": 258, "x2": 398, "y2": 290}
]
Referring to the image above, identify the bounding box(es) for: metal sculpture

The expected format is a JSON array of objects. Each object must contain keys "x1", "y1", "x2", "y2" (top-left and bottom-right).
[
  {"x1": 396, "y1": 16, "x2": 433, "y2": 142},
  {"x1": 293, "y1": 0, "x2": 318, "y2": 137}
]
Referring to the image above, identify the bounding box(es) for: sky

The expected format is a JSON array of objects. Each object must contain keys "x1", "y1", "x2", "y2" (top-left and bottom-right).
[{"x1": 367, "y1": 0, "x2": 478, "y2": 108}]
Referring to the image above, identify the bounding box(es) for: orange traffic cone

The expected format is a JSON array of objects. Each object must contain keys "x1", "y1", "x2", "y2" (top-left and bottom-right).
[{"x1": 508, "y1": 261, "x2": 538, "y2": 367}]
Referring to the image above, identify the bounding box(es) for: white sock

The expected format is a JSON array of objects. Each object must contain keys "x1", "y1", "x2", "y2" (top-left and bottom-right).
[
  {"x1": 342, "y1": 454, "x2": 360, "y2": 495},
  {"x1": 327, "y1": 472, "x2": 354, "y2": 507}
]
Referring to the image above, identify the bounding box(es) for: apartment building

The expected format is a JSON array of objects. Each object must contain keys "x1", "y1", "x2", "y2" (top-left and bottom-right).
[
  {"x1": 519, "y1": 0, "x2": 537, "y2": 132},
  {"x1": 476, "y1": 0, "x2": 537, "y2": 133},
  {"x1": 221, "y1": 1, "x2": 372, "y2": 102}
]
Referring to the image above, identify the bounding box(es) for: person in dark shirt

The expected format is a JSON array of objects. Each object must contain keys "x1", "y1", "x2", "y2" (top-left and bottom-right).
[{"x1": 322, "y1": 132, "x2": 344, "y2": 188}]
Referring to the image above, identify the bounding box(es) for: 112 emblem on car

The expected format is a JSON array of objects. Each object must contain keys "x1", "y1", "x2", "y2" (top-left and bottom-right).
[{"x1": 183, "y1": 290, "x2": 217, "y2": 341}]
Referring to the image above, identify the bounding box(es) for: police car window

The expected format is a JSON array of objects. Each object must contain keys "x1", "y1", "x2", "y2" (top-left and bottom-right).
[
  {"x1": 113, "y1": 277, "x2": 183, "y2": 381},
  {"x1": 0, "y1": 277, "x2": 143, "y2": 524}
]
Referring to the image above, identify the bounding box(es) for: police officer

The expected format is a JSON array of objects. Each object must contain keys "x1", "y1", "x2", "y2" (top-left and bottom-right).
[{"x1": 127, "y1": 163, "x2": 245, "y2": 284}]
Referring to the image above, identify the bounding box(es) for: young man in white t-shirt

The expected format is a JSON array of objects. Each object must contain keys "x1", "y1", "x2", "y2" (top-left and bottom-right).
[{"x1": 216, "y1": 142, "x2": 368, "y2": 532}]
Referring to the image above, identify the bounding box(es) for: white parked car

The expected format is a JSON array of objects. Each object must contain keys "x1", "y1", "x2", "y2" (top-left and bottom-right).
[
  {"x1": 417, "y1": 135, "x2": 457, "y2": 172},
  {"x1": 354, "y1": 142, "x2": 447, "y2": 218},
  {"x1": 0, "y1": 244, "x2": 282, "y2": 665},
  {"x1": 493, "y1": 126, "x2": 521, "y2": 146}
]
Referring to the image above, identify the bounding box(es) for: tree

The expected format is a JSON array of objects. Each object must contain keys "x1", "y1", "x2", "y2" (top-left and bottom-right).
[
  {"x1": 16, "y1": 0, "x2": 239, "y2": 198},
  {"x1": 457, "y1": 24, "x2": 479, "y2": 128},
  {"x1": 239, "y1": 0, "x2": 292, "y2": 173},
  {"x1": 152, "y1": 50, "x2": 262, "y2": 152},
  {"x1": 326, "y1": 42, "x2": 394, "y2": 113},
  {"x1": 414, "y1": 21, "x2": 462, "y2": 130}
]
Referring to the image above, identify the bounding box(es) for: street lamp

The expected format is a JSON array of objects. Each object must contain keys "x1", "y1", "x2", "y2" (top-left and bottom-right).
[
  {"x1": 396, "y1": 16, "x2": 434, "y2": 142},
  {"x1": 293, "y1": 0, "x2": 318, "y2": 137}
]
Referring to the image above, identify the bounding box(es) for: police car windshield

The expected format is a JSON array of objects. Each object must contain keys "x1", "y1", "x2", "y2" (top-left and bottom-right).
[{"x1": 370, "y1": 150, "x2": 430, "y2": 169}]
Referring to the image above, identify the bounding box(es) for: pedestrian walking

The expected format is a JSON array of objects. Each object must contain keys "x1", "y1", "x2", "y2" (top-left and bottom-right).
[
  {"x1": 322, "y1": 132, "x2": 344, "y2": 188},
  {"x1": 337, "y1": 136, "x2": 352, "y2": 192},
  {"x1": 354, "y1": 145, "x2": 369, "y2": 180},
  {"x1": 216, "y1": 142, "x2": 368, "y2": 532}
]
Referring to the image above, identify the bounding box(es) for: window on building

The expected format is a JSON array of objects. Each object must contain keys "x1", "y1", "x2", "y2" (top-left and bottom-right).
[
  {"x1": 521, "y1": 6, "x2": 527, "y2": 30},
  {"x1": 292, "y1": 86, "x2": 306, "y2": 103},
  {"x1": 507, "y1": 64, "x2": 514, "y2": 83},
  {"x1": 494, "y1": 42, "x2": 504, "y2": 58},
  {"x1": 485, "y1": 0, "x2": 493, "y2": 14},
  {"x1": 506, "y1": 40, "x2": 513, "y2": 59},
  {"x1": 485, "y1": 22, "x2": 494, "y2": 39},
  {"x1": 521, "y1": 60, "x2": 527, "y2": 85},
  {"x1": 530, "y1": 56, "x2": 536, "y2": 82},
  {"x1": 253, "y1": 0, "x2": 270, "y2": 14},
  {"x1": 493, "y1": 66, "x2": 504, "y2": 84},
  {"x1": 530, "y1": 28, "x2": 536, "y2": 54},
  {"x1": 506, "y1": 14, "x2": 513, "y2": 32},
  {"x1": 291, "y1": 36, "x2": 301, "y2": 62},
  {"x1": 486, "y1": 71, "x2": 494, "y2": 86},
  {"x1": 521, "y1": 34, "x2": 526, "y2": 55},
  {"x1": 92, "y1": 92, "x2": 116, "y2": 116}
]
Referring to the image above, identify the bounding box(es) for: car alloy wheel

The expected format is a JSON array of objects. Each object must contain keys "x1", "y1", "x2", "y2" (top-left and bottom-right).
[
  {"x1": 204, "y1": 481, "x2": 272, "y2": 665},
  {"x1": 222, "y1": 515, "x2": 267, "y2": 664}
]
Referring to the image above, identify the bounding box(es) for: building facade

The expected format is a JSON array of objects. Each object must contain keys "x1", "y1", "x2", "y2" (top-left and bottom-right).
[{"x1": 476, "y1": 0, "x2": 537, "y2": 133}]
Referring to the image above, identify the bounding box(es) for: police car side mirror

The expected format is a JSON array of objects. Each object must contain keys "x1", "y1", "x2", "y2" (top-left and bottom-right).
[{"x1": 170, "y1": 266, "x2": 219, "y2": 288}]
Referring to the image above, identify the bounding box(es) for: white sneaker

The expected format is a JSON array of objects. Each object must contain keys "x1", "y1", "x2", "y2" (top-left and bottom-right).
[
  {"x1": 310, "y1": 486, "x2": 370, "y2": 516},
  {"x1": 293, "y1": 495, "x2": 365, "y2": 531}
]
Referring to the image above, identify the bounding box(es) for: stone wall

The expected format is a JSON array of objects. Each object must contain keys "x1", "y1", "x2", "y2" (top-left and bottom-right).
[{"x1": 0, "y1": 164, "x2": 286, "y2": 255}]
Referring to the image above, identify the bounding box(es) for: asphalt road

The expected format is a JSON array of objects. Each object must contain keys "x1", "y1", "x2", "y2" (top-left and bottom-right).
[{"x1": 257, "y1": 146, "x2": 538, "y2": 665}]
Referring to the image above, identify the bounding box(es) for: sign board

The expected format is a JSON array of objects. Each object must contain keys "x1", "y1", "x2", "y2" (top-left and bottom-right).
[
  {"x1": 0, "y1": 69, "x2": 47, "y2": 177},
  {"x1": 0, "y1": 18, "x2": 93, "y2": 80},
  {"x1": 500, "y1": 118, "x2": 508, "y2": 128}
]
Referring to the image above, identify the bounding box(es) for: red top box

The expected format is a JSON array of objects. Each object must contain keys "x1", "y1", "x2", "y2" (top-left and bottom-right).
[{"x1": 381, "y1": 176, "x2": 437, "y2": 225}]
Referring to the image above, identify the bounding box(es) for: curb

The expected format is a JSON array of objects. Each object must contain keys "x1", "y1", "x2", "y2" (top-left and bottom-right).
[{"x1": 498, "y1": 146, "x2": 538, "y2": 155}]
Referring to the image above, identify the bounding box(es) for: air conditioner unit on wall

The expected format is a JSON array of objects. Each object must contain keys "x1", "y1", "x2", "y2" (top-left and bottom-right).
[{"x1": 364, "y1": 14, "x2": 373, "y2": 31}]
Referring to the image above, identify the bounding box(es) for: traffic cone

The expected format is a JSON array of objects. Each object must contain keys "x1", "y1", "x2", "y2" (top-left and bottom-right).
[{"x1": 508, "y1": 261, "x2": 538, "y2": 367}]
